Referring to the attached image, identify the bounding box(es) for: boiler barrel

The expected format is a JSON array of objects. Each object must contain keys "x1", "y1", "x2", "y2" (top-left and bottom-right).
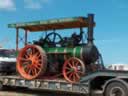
[
  {"x1": 44, "y1": 46, "x2": 82, "y2": 59},
  {"x1": 43, "y1": 44, "x2": 99, "y2": 64}
]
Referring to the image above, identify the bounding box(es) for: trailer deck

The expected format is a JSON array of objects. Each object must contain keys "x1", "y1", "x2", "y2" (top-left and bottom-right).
[
  {"x1": 0, "y1": 75, "x2": 89, "y2": 95},
  {"x1": 80, "y1": 70, "x2": 128, "y2": 82},
  {"x1": 0, "y1": 70, "x2": 128, "y2": 95}
]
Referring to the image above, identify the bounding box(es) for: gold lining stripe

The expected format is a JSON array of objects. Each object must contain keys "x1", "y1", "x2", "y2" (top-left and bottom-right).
[
  {"x1": 73, "y1": 47, "x2": 76, "y2": 57},
  {"x1": 64, "y1": 48, "x2": 67, "y2": 60},
  {"x1": 80, "y1": 47, "x2": 83, "y2": 60}
]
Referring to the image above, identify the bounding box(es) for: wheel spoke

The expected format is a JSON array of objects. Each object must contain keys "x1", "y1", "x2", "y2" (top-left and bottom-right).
[
  {"x1": 74, "y1": 61, "x2": 79, "y2": 66},
  {"x1": 22, "y1": 61, "x2": 29, "y2": 66},
  {"x1": 69, "y1": 73, "x2": 73, "y2": 79},
  {"x1": 37, "y1": 54, "x2": 41, "y2": 58},
  {"x1": 71, "y1": 59, "x2": 75, "y2": 67},
  {"x1": 73, "y1": 73, "x2": 76, "y2": 82},
  {"x1": 68, "y1": 63, "x2": 73, "y2": 68},
  {"x1": 75, "y1": 72, "x2": 80, "y2": 80},
  {"x1": 34, "y1": 68, "x2": 37, "y2": 75},
  {"x1": 53, "y1": 34, "x2": 56, "y2": 42},
  {"x1": 47, "y1": 37, "x2": 51, "y2": 42},
  {"x1": 32, "y1": 47, "x2": 36, "y2": 55},
  {"x1": 66, "y1": 70, "x2": 72, "y2": 75},
  {"x1": 32, "y1": 68, "x2": 36, "y2": 76},
  {"x1": 36, "y1": 63, "x2": 42, "y2": 66},
  {"x1": 19, "y1": 58, "x2": 30, "y2": 62},
  {"x1": 35, "y1": 52, "x2": 41, "y2": 58},
  {"x1": 65, "y1": 67, "x2": 71, "y2": 70},
  {"x1": 24, "y1": 53, "x2": 30, "y2": 58},
  {"x1": 27, "y1": 68, "x2": 32, "y2": 75},
  {"x1": 34, "y1": 52, "x2": 40, "y2": 57},
  {"x1": 34, "y1": 67, "x2": 38, "y2": 73},
  {"x1": 34, "y1": 64, "x2": 41, "y2": 70},
  {"x1": 34, "y1": 51, "x2": 39, "y2": 56}
]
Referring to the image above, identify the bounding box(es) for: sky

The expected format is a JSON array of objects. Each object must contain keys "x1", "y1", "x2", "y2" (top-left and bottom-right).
[{"x1": 0, "y1": 0, "x2": 128, "y2": 66}]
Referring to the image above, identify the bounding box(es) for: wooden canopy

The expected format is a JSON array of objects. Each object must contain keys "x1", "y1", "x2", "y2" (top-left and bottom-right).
[{"x1": 8, "y1": 17, "x2": 95, "y2": 32}]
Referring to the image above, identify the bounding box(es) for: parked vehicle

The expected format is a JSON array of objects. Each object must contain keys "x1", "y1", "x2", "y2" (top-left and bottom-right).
[{"x1": 0, "y1": 48, "x2": 16, "y2": 74}]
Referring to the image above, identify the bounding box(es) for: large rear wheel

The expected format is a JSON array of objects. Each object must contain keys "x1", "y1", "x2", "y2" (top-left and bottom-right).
[{"x1": 17, "y1": 45, "x2": 47, "y2": 80}]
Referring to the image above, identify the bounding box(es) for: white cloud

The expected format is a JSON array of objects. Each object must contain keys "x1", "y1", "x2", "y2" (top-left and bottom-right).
[
  {"x1": 0, "y1": 0, "x2": 16, "y2": 10},
  {"x1": 24, "y1": 0, "x2": 50, "y2": 9}
]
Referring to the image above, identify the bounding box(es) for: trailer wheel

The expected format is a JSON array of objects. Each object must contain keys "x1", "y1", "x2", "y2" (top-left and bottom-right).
[
  {"x1": 63, "y1": 57, "x2": 85, "y2": 83},
  {"x1": 105, "y1": 82, "x2": 128, "y2": 96},
  {"x1": 17, "y1": 45, "x2": 47, "y2": 80},
  {"x1": 0, "y1": 81, "x2": 3, "y2": 90}
]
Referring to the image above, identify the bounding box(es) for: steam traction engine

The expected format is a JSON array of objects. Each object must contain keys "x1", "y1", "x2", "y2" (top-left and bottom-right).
[{"x1": 8, "y1": 14, "x2": 104, "y2": 83}]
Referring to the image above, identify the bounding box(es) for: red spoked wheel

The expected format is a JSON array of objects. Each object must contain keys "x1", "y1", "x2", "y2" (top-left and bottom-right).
[
  {"x1": 17, "y1": 45, "x2": 47, "y2": 80},
  {"x1": 63, "y1": 57, "x2": 85, "y2": 83}
]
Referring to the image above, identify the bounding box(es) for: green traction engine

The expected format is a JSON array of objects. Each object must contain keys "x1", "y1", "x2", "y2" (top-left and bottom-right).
[{"x1": 8, "y1": 14, "x2": 104, "y2": 83}]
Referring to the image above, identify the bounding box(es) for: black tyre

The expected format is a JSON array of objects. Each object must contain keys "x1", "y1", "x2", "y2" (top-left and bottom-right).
[
  {"x1": 105, "y1": 82, "x2": 128, "y2": 96},
  {"x1": 0, "y1": 81, "x2": 3, "y2": 90}
]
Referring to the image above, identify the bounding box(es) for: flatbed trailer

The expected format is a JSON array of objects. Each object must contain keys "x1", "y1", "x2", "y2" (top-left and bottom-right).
[
  {"x1": 5, "y1": 14, "x2": 128, "y2": 96},
  {"x1": 1, "y1": 70, "x2": 128, "y2": 96}
]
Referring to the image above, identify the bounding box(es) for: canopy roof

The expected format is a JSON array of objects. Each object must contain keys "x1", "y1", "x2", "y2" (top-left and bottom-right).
[{"x1": 8, "y1": 17, "x2": 95, "y2": 32}]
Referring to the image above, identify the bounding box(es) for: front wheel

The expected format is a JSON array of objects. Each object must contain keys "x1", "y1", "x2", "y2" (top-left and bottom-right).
[
  {"x1": 105, "y1": 82, "x2": 128, "y2": 96},
  {"x1": 62, "y1": 57, "x2": 85, "y2": 83}
]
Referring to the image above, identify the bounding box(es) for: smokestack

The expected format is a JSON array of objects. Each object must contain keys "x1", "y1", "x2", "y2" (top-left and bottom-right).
[{"x1": 87, "y1": 14, "x2": 94, "y2": 44}]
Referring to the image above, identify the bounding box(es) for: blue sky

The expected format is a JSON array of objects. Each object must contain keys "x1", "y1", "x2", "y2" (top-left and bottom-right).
[{"x1": 0, "y1": 0, "x2": 128, "y2": 65}]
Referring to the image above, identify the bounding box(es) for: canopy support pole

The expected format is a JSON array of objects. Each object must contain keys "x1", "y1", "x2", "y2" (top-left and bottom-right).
[
  {"x1": 25, "y1": 30, "x2": 28, "y2": 46},
  {"x1": 16, "y1": 28, "x2": 19, "y2": 51}
]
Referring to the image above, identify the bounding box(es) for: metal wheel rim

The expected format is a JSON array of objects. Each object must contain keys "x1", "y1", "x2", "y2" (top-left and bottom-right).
[{"x1": 110, "y1": 87, "x2": 125, "y2": 96}]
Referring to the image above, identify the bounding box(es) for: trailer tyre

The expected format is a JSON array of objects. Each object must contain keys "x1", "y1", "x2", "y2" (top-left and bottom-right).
[
  {"x1": 0, "y1": 81, "x2": 3, "y2": 90},
  {"x1": 105, "y1": 82, "x2": 128, "y2": 96}
]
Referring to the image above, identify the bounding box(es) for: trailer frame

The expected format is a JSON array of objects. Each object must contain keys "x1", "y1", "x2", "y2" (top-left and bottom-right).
[{"x1": 0, "y1": 70, "x2": 128, "y2": 96}]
